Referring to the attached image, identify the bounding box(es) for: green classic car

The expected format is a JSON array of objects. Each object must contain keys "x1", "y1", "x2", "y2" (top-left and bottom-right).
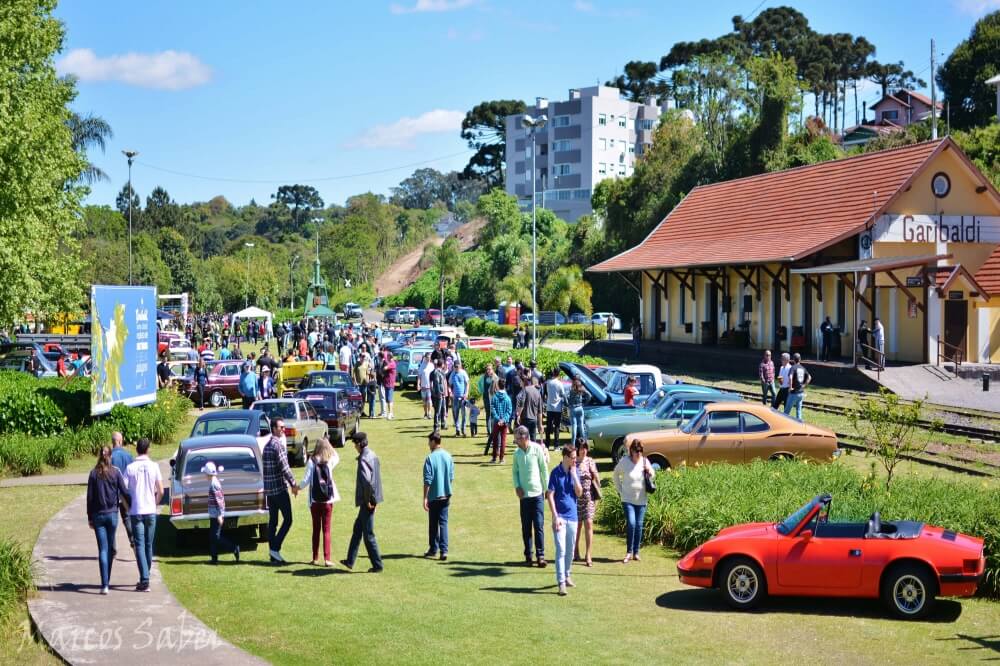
[{"x1": 588, "y1": 390, "x2": 743, "y2": 460}]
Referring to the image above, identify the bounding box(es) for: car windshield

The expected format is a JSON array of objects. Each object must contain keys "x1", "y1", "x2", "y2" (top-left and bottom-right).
[
  {"x1": 300, "y1": 393, "x2": 337, "y2": 410},
  {"x1": 776, "y1": 498, "x2": 821, "y2": 535},
  {"x1": 653, "y1": 395, "x2": 679, "y2": 418},
  {"x1": 255, "y1": 402, "x2": 298, "y2": 420},
  {"x1": 192, "y1": 418, "x2": 250, "y2": 437},
  {"x1": 184, "y1": 446, "x2": 259, "y2": 476},
  {"x1": 305, "y1": 373, "x2": 349, "y2": 389}
]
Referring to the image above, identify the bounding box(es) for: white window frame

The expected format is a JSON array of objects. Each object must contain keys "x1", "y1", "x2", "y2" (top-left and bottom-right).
[
  {"x1": 598, "y1": 113, "x2": 607, "y2": 126},
  {"x1": 618, "y1": 116, "x2": 627, "y2": 128},
  {"x1": 597, "y1": 162, "x2": 607, "y2": 176}
]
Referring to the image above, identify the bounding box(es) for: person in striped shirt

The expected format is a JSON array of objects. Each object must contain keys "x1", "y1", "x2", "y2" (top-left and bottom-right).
[
  {"x1": 263, "y1": 419, "x2": 299, "y2": 563},
  {"x1": 204, "y1": 462, "x2": 239, "y2": 564}
]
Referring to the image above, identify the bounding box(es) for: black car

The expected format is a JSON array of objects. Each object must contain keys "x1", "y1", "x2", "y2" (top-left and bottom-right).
[
  {"x1": 294, "y1": 389, "x2": 361, "y2": 448},
  {"x1": 189, "y1": 410, "x2": 271, "y2": 450}
]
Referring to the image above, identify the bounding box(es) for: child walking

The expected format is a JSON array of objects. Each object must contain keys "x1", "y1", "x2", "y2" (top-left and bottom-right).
[
  {"x1": 300, "y1": 437, "x2": 341, "y2": 566},
  {"x1": 204, "y1": 462, "x2": 240, "y2": 564},
  {"x1": 468, "y1": 398, "x2": 480, "y2": 438}
]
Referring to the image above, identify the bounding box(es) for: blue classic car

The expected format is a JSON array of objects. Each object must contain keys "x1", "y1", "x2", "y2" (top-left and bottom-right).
[
  {"x1": 558, "y1": 361, "x2": 668, "y2": 409},
  {"x1": 586, "y1": 390, "x2": 743, "y2": 459},
  {"x1": 394, "y1": 346, "x2": 434, "y2": 388}
]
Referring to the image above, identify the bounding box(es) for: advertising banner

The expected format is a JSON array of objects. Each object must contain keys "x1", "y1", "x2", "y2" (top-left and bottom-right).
[{"x1": 90, "y1": 285, "x2": 158, "y2": 416}]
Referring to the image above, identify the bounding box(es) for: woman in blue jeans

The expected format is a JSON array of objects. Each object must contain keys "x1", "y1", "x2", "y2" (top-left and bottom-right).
[
  {"x1": 612, "y1": 439, "x2": 653, "y2": 562},
  {"x1": 86, "y1": 446, "x2": 129, "y2": 595},
  {"x1": 566, "y1": 377, "x2": 591, "y2": 445}
]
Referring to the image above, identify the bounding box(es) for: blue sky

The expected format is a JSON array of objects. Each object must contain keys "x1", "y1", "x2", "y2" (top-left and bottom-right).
[{"x1": 55, "y1": 0, "x2": 1000, "y2": 209}]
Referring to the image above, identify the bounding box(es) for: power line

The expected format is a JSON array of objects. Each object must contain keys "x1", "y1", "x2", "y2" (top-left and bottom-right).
[
  {"x1": 744, "y1": 0, "x2": 768, "y2": 20},
  {"x1": 134, "y1": 148, "x2": 478, "y2": 185}
]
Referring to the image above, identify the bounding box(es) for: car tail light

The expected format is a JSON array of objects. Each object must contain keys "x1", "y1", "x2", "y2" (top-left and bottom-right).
[
  {"x1": 964, "y1": 559, "x2": 982, "y2": 573},
  {"x1": 171, "y1": 495, "x2": 183, "y2": 515},
  {"x1": 257, "y1": 489, "x2": 265, "y2": 510},
  {"x1": 284, "y1": 427, "x2": 297, "y2": 437}
]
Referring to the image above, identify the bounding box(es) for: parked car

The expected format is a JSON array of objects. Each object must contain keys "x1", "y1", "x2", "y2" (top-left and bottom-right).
[
  {"x1": 558, "y1": 361, "x2": 664, "y2": 410},
  {"x1": 486, "y1": 309, "x2": 500, "y2": 323},
  {"x1": 414, "y1": 309, "x2": 427, "y2": 323},
  {"x1": 473, "y1": 310, "x2": 487, "y2": 320},
  {"x1": 677, "y1": 493, "x2": 986, "y2": 619},
  {"x1": 584, "y1": 382, "x2": 719, "y2": 420},
  {"x1": 520, "y1": 313, "x2": 537, "y2": 324},
  {"x1": 0, "y1": 347, "x2": 58, "y2": 377},
  {"x1": 591, "y1": 312, "x2": 622, "y2": 331},
  {"x1": 180, "y1": 359, "x2": 245, "y2": 407},
  {"x1": 275, "y1": 359, "x2": 324, "y2": 397},
  {"x1": 603, "y1": 364, "x2": 667, "y2": 398},
  {"x1": 423, "y1": 309, "x2": 443, "y2": 325},
  {"x1": 538, "y1": 311, "x2": 566, "y2": 326},
  {"x1": 168, "y1": 434, "x2": 268, "y2": 547},
  {"x1": 397, "y1": 308, "x2": 417, "y2": 324},
  {"x1": 344, "y1": 302, "x2": 363, "y2": 319},
  {"x1": 393, "y1": 346, "x2": 433, "y2": 388},
  {"x1": 449, "y1": 306, "x2": 476, "y2": 324},
  {"x1": 589, "y1": 390, "x2": 742, "y2": 460},
  {"x1": 189, "y1": 409, "x2": 271, "y2": 451},
  {"x1": 298, "y1": 370, "x2": 364, "y2": 412},
  {"x1": 295, "y1": 388, "x2": 361, "y2": 448},
  {"x1": 623, "y1": 402, "x2": 839, "y2": 471},
  {"x1": 250, "y1": 398, "x2": 329, "y2": 465},
  {"x1": 568, "y1": 312, "x2": 588, "y2": 325},
  {"x1": 385, "y1": 308, "x2": 400, "y2": 324}
]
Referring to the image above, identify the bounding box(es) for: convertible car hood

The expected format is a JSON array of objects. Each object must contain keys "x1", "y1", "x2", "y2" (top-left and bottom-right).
[
  {"x1": 714, "y1": 522, "x2": 774, "y2": 540},
  {"x1": 587, "y1": 410, "x2": 656, "y2": 428},
  {"x1": 559, "y1": 361, "x2": 609, "y2": 405}
]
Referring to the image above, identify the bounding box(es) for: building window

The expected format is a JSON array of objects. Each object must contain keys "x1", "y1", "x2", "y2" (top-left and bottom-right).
[
  {"x1": 598, "y1": 113, "x2": 607, "y2": 126},
  {"x1": 553, "y1": 115, "x2": 571, "y2": 127},
  {"x1": 554, "y1": 163, "x2": 571, "y2": 176},
  {"x1": 618, "y1": 164, "x2": 626, "y2": 176},
  {"x1": 598, "y1": 138, "x2": 606, "y2": 151},
  {"x1": 573, "y1": 188, "x2": 590, "y2": 200},
  {"x1": 598, "y1": 162, "x2": 607, "y2": 176},
  {"x1": 636, "y1": 144, "x2": 644, "y2": 156},
  {"x1": 524, "y1": 171, "x2": 530, "y2": 182},
  {"x1": 556, "y1": 189, "x2": 571, "y2": 201},
  {"x1": 524, "y1": 146, "x2": 531, "y2": 159},
  {"x1": 881, "y1": 109, "x2": 898, "y2": 121},
  {"x1": 638, "y1": 118, "x2": 655, "y2": 130},
  {"x1": 628, "y1": 144, "x2": 635, "y2": 155},
  {"x1": 539, "y1": 144, "x2": 548, "y2": 156},
  {"x1": 618, "y1": 116, "x2": 627, "y2": 128},
  {"x1": 553, "y1": 140, "x2": 571, "y2": 152}
]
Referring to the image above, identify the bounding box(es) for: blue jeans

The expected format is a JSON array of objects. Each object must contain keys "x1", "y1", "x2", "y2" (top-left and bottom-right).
[
  {"x1": 452, "y1": 397, "x2": 466, "y2": 432},
  {"x1": 519, "y1": 495, "x2": 545, "y2": 560},
  {"x1": 785, "y1": 391, "x2": 805, "y2": 421},
  {"x1": 569, "y1": 407, "x2": 586, "y2": 445},
  {"x1": 267, "y1": 490, "x2": 293, "y2": 553},
  {"x1": 624, "y1": 503, "x2": 647, "y2": 555},
  {"x1": 347, "y1": 504, "x2": 383, "y2": 569},
  {"x1": 428, "y1": 497, "x2": 450, "y2": 555},
  {"x1": 93, "y1": 511, "x2": 118, "y2": 588},
  {"x1": 367, "y1": 389, "x2": 376, "y2": 417},
  {"x1": 434, "y1": 394, "x2": 447, "y2": 429},
  {"x1": 209, "y1": 517, "x2": 236, "y2": 561},
  {"x1": 552, "y1": 517, "x2": 578, "y2": 585},
  {"x1": 131, "y1": 514, "x2": 156, "y2": 584}
]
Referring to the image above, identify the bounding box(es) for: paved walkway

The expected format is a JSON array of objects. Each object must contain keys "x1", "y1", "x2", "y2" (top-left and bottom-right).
[
  {"x1": 862, "y1": 364, "x2": 1000, "y2": 413},
  {"x1": 28, "y1": 489, "x2": 266, "y2": 664},
  {"x1": 0, "y1": 472, "x2": 88, "y2": 488}
]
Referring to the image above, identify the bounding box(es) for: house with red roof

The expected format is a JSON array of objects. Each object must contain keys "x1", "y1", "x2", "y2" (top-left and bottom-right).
[
  {"x1": 871, "y1": 89, "x2": 943, "y2": 127},
  {"x1": 589, "y1": 138, "x2": 1000, "y2": 364}
]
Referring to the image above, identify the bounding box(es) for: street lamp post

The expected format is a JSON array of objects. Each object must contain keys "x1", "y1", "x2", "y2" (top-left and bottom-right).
[
  {"x1": 122, "y1": 150, "x2": 138, "y2": 285},
  {"x1": 520, "y1": 113, "x2": 547, "y2": 363},
  {"x1": 290, "y1": 253, "x2": 300, "y2": 310},
  {"x1": 244, "y1": 242, "x2": 255, "y2": 308}
]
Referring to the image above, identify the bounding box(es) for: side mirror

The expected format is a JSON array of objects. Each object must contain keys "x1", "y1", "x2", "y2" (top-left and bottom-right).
[
  {"x1": 169, "y1": 458, "x2": 176, "y2": 468},
  {"x1": 799, "y1": 529, "x2": 813, "y2": 540}
]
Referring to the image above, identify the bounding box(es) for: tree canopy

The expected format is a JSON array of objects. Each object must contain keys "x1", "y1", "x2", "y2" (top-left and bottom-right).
[
  {"x1": 938, "y1": 10, "x2": 1000, "y2": 130},
  {"x1": 460, "y1": 99, "x2": 526, "y2": 188}
]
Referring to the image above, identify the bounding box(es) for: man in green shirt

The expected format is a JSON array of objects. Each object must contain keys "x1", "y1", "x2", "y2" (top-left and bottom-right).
[
  {"x1": 512, "y1": 425, "x2": 549, "y2": 567},
  {"x1": 423, "y1": 431, "x2": 454, "y2": 561}
]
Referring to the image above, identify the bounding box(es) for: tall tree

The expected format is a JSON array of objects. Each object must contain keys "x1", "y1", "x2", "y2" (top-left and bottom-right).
[
  {"x1": 541, "y1": 265, "x2": 592, "y2": 316},
  {"x1": 272, "y1": 184, "x2": 324, "y2": 233},
  {"x1": 459, "y1": 99, "x2": 526, "y2": 188},
  {"x1": 606, "y1": 61, "x2": 669, "y2": 102},
  {"x1": 158, "y1": 228, "x2": 196, "y2": 293},
  {"x1": 390, "y1": 168, "x2": 451, "y2": 210},
  {"x1": 938, "y1": 10, "x2": 1000, "y2": 131},
  {"x1": 66, "y1": 111, "x2": 113, "y2": 184},
  {"x1": 115, "y1": 182, "x2": 142, "y2": 226},
  {"x1": 144, "y1": 186, "x2": 181, "y2": 230},
  {"x1": 0, "y1": 0, "x2": 86, "y2": 329},
  {"x1": 867, "y1": 60, "x2": 926, "y2": 98},
  {"x1": 433, "y1": 237, "x2": 462, "y2": 315}
]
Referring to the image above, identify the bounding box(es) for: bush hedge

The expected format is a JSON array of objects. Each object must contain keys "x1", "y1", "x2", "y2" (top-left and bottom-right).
[
  {"x1": 452, "y1": 348, "x2": 606, "y2": 400},
  {"x1": 0, "y1": 372, "x2": 91, "y2": 436},
  {"x1": 596, "y1": 459, "x2": 1000, "y2": 598},
  {"x1": 0, "y1": 537, "x2": 34, "y2": 624},
  {"x1": 464, "y1": 318, "x2": 607, "y2": 341}
]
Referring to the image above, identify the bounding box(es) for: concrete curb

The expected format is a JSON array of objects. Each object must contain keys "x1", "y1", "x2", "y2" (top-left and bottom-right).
[{"x1": 28, "y1": 493, "x2": 267, "y2": 665}]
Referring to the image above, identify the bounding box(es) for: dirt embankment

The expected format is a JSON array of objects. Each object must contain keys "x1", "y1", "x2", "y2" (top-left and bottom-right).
[{"x1": 374, "y1": 216, "x2": 486, "y2": 297}]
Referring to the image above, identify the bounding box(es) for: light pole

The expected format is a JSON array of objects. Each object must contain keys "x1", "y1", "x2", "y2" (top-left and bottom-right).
[
  {"x1": 520, "y1": 113, "x2": 547, "y2": 363},
  {"x1": 122, "y1": 150, "x2": 138, "y2": 284},
  {"x1": 290, "y1": 253, "x2": 300, "y2": 310},
  {"x1": 244, "y1": 242, "x2": 255, "y2": 308}
]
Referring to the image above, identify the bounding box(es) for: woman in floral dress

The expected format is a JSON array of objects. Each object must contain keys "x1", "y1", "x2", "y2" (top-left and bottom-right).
[{"x1": 573, "y1": 437, "x2": 600, "y2": 567}]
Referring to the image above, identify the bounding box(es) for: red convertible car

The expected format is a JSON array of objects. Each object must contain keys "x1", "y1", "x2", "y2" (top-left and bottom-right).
[{"x1": 677, "y1": 494, "x2": 986, "y2": 619}]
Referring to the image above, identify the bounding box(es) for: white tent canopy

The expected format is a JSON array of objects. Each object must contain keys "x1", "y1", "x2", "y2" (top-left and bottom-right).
[{"x1": 232, "y1": 306, "x2": 273, "y2": 332}]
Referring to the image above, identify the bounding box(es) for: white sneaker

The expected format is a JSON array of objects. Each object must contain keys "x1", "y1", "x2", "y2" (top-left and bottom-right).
[
  {"x1": 100, "y1": 586, "x2": 109, "y2": 595},
  {"x1": 269, "y1": 549, "x2": 285, "y2": 563}
]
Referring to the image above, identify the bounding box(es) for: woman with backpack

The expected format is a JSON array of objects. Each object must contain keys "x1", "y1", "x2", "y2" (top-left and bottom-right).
[{"x1": 300, "y1": 437, "x2": 340, "y2": 567}]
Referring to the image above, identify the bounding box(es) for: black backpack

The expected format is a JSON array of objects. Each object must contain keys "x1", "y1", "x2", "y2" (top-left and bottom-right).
[{"x1": 311, "y1": 461, "x2": 333, "y2": 503}]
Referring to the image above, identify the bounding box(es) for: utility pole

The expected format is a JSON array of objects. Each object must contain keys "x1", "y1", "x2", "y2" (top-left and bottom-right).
[
  {"x1": 122, "y1": 150, "x2": 138, "y2": 284},
  {"x1": 930, "y1": 38, "x2": 938, "y2": 140}
]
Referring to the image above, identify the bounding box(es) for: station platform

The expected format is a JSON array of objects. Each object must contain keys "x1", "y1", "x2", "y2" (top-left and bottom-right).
[{"x1": 861, "y1": 363, "x2": 1000, "y2": 413}]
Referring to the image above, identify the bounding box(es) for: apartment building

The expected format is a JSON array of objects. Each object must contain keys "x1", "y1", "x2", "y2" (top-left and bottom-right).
[{"x1": 504, "y1": 85, "x2": 669, "y2": 222}]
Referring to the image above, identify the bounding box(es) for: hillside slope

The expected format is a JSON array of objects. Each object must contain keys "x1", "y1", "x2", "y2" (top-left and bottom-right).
[{"x1": 375, "y1": 217, "x2": 486, "y2": 297}]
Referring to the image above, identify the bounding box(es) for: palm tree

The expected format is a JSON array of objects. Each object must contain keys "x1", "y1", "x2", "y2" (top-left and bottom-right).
[
  {"x1": 433, "y1": 237, "x2": 462, "y2": 315},
  {"x1": 496, "y1": 271, "x2": 534, "y2": 312},
  {"x1": 67, "y1": 112, "x2": 113, "y2": 184},
  {"x1": 541, "y1": 265, "x2": 592, "y2": 316}
]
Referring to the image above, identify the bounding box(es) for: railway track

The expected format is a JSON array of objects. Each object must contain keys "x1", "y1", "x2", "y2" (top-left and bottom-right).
[{"x1": 836, "y1": 441, "x2": 994, "y2": 478}]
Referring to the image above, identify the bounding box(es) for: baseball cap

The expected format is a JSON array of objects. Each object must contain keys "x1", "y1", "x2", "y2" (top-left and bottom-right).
[{"x1": 201, "y1": 462, "x2": 223, "y2": 475}]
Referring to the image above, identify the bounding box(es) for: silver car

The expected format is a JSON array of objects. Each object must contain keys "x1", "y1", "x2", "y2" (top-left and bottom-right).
[{"x1": 250, "y1": 398, "x2": 329, "y2": 465}]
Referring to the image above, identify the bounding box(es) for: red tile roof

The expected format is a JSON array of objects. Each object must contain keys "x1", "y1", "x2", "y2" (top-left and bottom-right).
[
  {"x1": 903, "y1": 89, "x2": 943, "y2": 110},
  {"x1": 975, "y1": 245, "x2": 1000, "y2": 296},
  {"x1": 590, "y1": 140, "x2": 948, "y2": 273}
]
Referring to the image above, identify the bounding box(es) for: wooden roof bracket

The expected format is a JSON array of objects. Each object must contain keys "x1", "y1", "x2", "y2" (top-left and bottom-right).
[
  {"x1": 669, "y1": 269, "x2": 694, "y2": 294},
  {"x1": 642, "y1": 270, "x2": 667, "y2": 297},
  {"x1": 885, "y1": 271, "x2": 926, "y2": 312},
  {"x1": 837, "y1": 273, "x2": 873, "y2": 312},
  {"x1": 732, "y1": 266, "x2": 761, "y2": 301},
  {"x1": 616, "y1": 271, "x2": 641, "y2": 296},
  {"x1": 760, "y1": 264, "x2": 790, "y2": 301}
]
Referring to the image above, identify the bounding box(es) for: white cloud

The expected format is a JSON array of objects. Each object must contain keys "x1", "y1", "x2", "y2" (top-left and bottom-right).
[
  {"x1": 56, "y1": 48, "x2": 212, "y2": 90},
  {"x1": 953, "y1": 0, "x2": 1000, "y2": 14},
  {"x1": 347, "y1": 109, "x2": 465, "y2": 149},
  {"x1": 390, "y1": 0, "x2": 476, "y2": 14},
  {"x1": 572, "y1": 0, "x2": 638, "y2": 18}
]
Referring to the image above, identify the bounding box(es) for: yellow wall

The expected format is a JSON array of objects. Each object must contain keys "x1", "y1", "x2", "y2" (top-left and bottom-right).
[{"x1": 890, "y1": 146, "x2": 1000, "y2": 217}]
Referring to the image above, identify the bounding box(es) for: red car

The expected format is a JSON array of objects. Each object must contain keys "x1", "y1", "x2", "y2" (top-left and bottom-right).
[
  {"x1": 181, "y1": 359, "x2": 246, "y2": 407},
  {"x1": 422, "y1": 308, "x2": 442, "y2": 325},
  {"x1": 677, "y1": 493, "x2": 986, "y2": 619}
]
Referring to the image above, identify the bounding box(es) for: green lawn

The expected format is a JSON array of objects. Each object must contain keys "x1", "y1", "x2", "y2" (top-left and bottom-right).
[{"x1": 158, "y1": 390, "x2": 1000, "y2": 664}]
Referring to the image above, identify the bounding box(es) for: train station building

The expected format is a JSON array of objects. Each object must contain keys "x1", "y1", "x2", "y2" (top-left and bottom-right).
[{"x1": 589, "y1": 138, "x2": 1000, "y2": 365}]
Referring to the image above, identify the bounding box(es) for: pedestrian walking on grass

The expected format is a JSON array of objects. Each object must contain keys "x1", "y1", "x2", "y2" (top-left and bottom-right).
[
  {"x1": 613, "y1": 439, "x2": 653, "y2": 564},
  {"x1": 542, "y1": 367, "x2": 566, "y2": 450},
  {"x1": 488, "y1": 378, "x2": 512, "y2": 462},
  {"x1": 423, "y1": 431, "x2": 454, "y2": 561},
  {"x1": 573, "y1": 438, "x2": 600, "y2": 568},
  {"x1": 758, "y1": 350, "x2": 776, "y2": 406},
  {"x1": 467, "y1": 398, "x2": 480, "y2": 438},
  {"x1": 125, "y1": 438, "x2": 163, "y2": 592},
  {"x1": 772, "y1": 352, "x2": 791, "y2": 411},
  {"x1": 419, "y1": 355, "x2": 434, "y2": 419},
  {"x1": 109, "y1": 431, "x2": 135, "y2": 549},
  {"x1": 381, "y1": 351, "x2": 397, "y2": 420},
  {"x1": 204, "y1": 461, "x2": 240, "y2": 565},
  {"x1": 342, "y1": 432, "x2": 384, "y2": 573},
  {"x1": 512, "y1": 425, "x2": 549, "y2": 567},
  {"x1": 87, "y1": 445, "x2": 129, "y2": 595},
  {"x1": 300, "y1": 437, "x2": 340, "y2": 567},
  {"x1": 431, "y1": 359, "x2": 448, "y2": 431},
  {"x1": 547, "y1": 444, "x2": 583, "y2": 596},
  {"x1": 449, "y1": 360, "x2": 470, "y2": 437},
  {"x1": 263, "y1": 418, "x2": 299, "y2": 564},
  {"x1": 516, "y1": 375, "x2": 543, "y2": 442},
  {"x1": 194, "y1": 357, "x2": 209, "y2": 409}
]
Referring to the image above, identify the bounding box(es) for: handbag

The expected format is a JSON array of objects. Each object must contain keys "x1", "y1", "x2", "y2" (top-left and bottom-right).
[
  {"x1": 643, "y1": 462, "x2": 657, "y2": 494},
  {"x1": 589, "y1": 460, "x2": 602, "y2": 500}
]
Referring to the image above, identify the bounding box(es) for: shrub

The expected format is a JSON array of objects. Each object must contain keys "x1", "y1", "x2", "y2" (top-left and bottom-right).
[
  {"x1": 457, "y1": 348, "x2": 606, "y2": 379},
  {"x1": 0, "y1": 372, "x2": 91, "y2": 434},
  {"x1": 596, "y1": 460, "x2": 1000, "y2": 598},
  {"x1": 0, "y1": 392, "x2": 64, "y2": 437},
  {"x1": 0, "y1": 537, "x2": 34, "y2": 623},
  {"x1": 464, "y1": 318, "x2": 607, "y2": 340}
]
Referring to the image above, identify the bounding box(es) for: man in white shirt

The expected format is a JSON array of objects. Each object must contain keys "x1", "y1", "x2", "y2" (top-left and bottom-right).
[
  {"x1": 339, "y1": 342, "x2": 353, "y2": 372},
  {"x1": 773, "y1": 352, "x2": 792, "y2": 411},
  {"x1": 418, "y1": 356, "x2": 434, "y2": 419},
  {"x1": 126, "y1": 437, "x2": 163, "y2": 592},
  {"x1": 542, "y1": 367, "x2": 567, "y2": 450}
]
